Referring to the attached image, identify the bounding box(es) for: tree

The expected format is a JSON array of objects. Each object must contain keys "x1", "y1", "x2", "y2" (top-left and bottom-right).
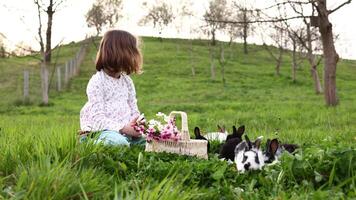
[
  {"x1": 275, "y1": 1, "x2": 323, "y2": 92},
  {"x1": 233, "y1": 2, "x2": 256, "y2": 54},
  {"x1": 311, "y1": 0, "x2": 351, "y2": 106},
  {"x1": 218, "y1": 43, "x2": 227, "y2": 88},
  {"x1": 33, "y1": 0, "x2": 66, "y2": 63},
  {"x1": 86, "y1": 4, "x2": 106, "y2": 36},
  {"x1": 203, "y1": 0, "x2": 229, "y2": 46},
  {"x1": 289, "y1": 31, "x2": 298, "y2": 82},
  {"x1": 276, "y1": 0, "x2": 352, "y2": 105},
  {"x1": 303, "y1": 21, "x2": 323, "y2": 94},
  {"x1": 85, "y1": 0, "x2": 123, "y2": 36},
  {"x1": 178, "y1": 0, "x2": 196, "y2": 76},
  {"x1": 281, "y1": 0, "x2": 351, "y2": 104},
  {"x1": 0, "y1": 33, "x2": 6, "y2": 58},
  {"x1": 140, "y1": 1, "x2": 174, "y2": 41},
  {"x1": 205, "y1": 0, "x2": 353, "y2": 106},
  {"x1": 286, "y1": 19, "x2": 323, "y2": 93},
  {"x1": 0, "y1": 46, "x2": 5, "y2": 58},
  {"x1": 262, "y1": 23, "x2": 288, "y2": 76}
]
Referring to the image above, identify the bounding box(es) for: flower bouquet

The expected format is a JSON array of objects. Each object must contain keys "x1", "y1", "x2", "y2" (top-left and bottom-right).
[{"x1": 133, "y1": 112, "x2": 181, "y2": 142}]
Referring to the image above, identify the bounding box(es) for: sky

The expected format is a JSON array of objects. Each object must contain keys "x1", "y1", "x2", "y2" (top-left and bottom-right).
[{"x1": 0, "y1": 0, "x2": 355, "y2": 59}]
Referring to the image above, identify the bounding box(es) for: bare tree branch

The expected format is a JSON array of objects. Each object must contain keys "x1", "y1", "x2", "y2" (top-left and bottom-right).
[
  {"x1": 0, "y1": 32, "x2": 6, "y2": 39},
  {"x1": 53, "y1": 0, "x2": 65, "y2": 11},
  {"x1": 328, "y1": 0, "x2": 352, "y2": 14},
  {"x1": 259, "y1": 0, "x2": 311, "y2": 11},
  {"x1": 263, "y1": 43, "x2": 279, "y2": 61},
  {"x1": 205, "y1": 15, "x2": 311, "y2": 25},
  {"x1": 34, "y1": 0, "x2": 45, "y2": 53}
]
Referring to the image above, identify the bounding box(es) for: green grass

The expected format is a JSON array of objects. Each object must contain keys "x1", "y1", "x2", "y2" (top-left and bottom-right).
[{"x1": 0, "y1": 37, "x2": 355, "y2": 199}]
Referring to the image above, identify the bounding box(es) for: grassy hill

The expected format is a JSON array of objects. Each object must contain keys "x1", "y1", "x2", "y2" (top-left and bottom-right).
[{"x1": 0, "y1": 37, "x2": 355, "y2": 199}]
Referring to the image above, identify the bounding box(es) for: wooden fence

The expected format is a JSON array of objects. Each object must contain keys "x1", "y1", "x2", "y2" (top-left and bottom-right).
[{"x1": 22, "y1": 44, "x2": 87, "y2": 105}]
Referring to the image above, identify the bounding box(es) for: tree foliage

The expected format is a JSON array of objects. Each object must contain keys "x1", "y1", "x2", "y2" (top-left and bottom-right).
[
  {"x1": 203, "y1": 0, "x2": 230, "y2": 46},
  {"x1": 140, "y1": 1, "x2": 174, "y2": 38},
  {"x1": 0, "y1": 33, "x2": 6, "y2": 58},
  {"x1": 85, "y1": 0, "x2": 123, "y2": 36}
]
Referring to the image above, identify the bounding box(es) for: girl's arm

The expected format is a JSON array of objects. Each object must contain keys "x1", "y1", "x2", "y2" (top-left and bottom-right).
[{"x1": 125, "y1": 76, "x2": 140, "y2": 120}]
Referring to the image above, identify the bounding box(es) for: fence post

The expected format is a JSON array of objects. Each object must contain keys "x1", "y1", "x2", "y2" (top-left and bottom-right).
[
  {"x1": 74, "y1": 57, "x2": 77, "y2": 75},
  {"x1": 65, "y1": 61, "x2": 69, "y2": 85},
  {"x1": 70, "y1": 59, "x2": 74, "y2": 77},
  {"x1": 23, "y1": 69, "x2": 29, "y2": 102},
  {"x1": 56, "y1": 66, "x2": 61, "y2": 91},
  {"x1": 40, "y1": 63, "x2": 49, "y2": 105},
  {"x1": 73, "y1": 58, "x2": 77, "y2": 76}
]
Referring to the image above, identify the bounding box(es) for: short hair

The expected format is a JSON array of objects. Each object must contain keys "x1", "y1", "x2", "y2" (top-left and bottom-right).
[{"x1": 95, "y1": 30, "x2": 142, "y2": 75}]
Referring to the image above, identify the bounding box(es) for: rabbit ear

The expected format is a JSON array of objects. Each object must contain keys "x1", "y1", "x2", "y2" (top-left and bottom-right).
[
  {"x1": 217, "y1": 125, "x2": 225, "y2": 133},
  {"x1": 254, "y1": 138, "x2": 262, "y2": 150},
  {"x1": 235, "y1": 141, "x2": 247, "y2": 154},
  {"x1": 236, "y1": 125, "x2": 245, "y2": 138},
  {"x1": 244, "y1": 135, "x2": 252, "y2": 149},
  {"x1": 266, "y1": 139, "x2": 271, "y2": 152},
  {"x1": 221, "y1": 125, "x2": 226, "y2": 133},
  {"x1": 269, "y1": 139, "x2": 279, "y2": 155},
  {"x1": 232, "y1": 126, "x2": 237, "y2": 135},
  {"x1": 194, "y1": 127, "x2": 201, "y2": 137}
]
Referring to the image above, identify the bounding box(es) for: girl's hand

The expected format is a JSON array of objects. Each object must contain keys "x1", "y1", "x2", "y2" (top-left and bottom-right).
[
  {"x1": 121, "y1": 117, "x2": 142, "y2": 137},
  {"x1": 136, "y1": 113, "x2": 146, "y2": 125}
]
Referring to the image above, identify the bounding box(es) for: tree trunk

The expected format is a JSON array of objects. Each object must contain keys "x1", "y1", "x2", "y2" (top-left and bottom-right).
[
  {"x1": 276, "y1": 47, "x2": 283, "y2": 76},
  {"x1": 243, "y1": 9, "x2": 248, "y2": 54},
  {"x1": 243, "y1": 31, "x2": 248, "y2": 54},
  {"x1": 176, "y1": 43, "x2": 180, "y2": 56},
  {"x1": 229, "y1": 42, "x2": 234, "y2": 60},
  {"x1": 291, "y1": 39, "x2": 297, "y2": 82},
  {"x1": 45, "y1": 0, "x2": 54, "y2": 63},
  {"x1": 311, "y1": 65, "x2": 323, "y2": 94},
  {"x1": 317, "y1": 0, "x2": 339, "y2": 106},
  {"x1": 306, "y1": 22, "x2": 323, "y2": 94},
  {"x1": 40, "y1": 62, "x2": 49, "y2": 105},
  {"x1": 220, "y1": 45, "x2": 226, "y2": 87},
  {"x1": 23, "y1": 70, "x2": 30, "y2": 102},
  {"x1": 209, "y1": 45, "x2": 216, "y2": 80},
  {"x1": 189, "y1": 40, "x2": 195, "y2": 76},
  {"x1": 211, "y1": 29, "x2": 216, "y2": 46},
  {"x1": 96, "y1": 27, "x2": 100, "y2": 37}
]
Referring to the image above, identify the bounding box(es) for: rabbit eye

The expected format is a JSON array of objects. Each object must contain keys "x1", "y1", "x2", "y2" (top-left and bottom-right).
[
  {"x1": 242, "y1": 154, "x2": 248, "y2": 163},
  {"x1": 255, "y1": 155, "x2": 260, "y2": 164}
]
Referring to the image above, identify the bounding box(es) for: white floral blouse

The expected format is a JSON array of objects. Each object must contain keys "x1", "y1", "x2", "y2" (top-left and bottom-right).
[{"x1": 80, "y1": 70, "x2": 140, "y2": 132}]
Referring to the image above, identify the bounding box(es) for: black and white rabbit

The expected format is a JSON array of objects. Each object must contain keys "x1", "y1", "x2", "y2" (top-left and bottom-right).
[
  {"x1": 234, "y1": 135, "x2": 265, "y2": 173},
  {"x1": 263, "y1": 138, "x2": 299, "y2": 164},
  {"x1": 218, "y1": 125, "x2": 245, "y2": 161},
  {"x1": 194, "y1": 127, "x2": 210, "y2": 152}
]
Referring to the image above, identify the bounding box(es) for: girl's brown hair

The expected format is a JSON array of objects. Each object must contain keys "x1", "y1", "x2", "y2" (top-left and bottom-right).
[{"x1": 96, "y1": 30, "x2": 142, "y2": 75}]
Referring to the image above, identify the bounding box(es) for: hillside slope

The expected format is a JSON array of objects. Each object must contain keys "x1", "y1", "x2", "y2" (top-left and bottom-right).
[{"x1": 0, "y1": 37, "x2": 355, "y2": 199}]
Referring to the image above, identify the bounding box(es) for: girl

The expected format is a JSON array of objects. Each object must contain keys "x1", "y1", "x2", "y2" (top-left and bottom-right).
[{"x1": 79, "y1": 30, "x2": 145, "y2": 146}]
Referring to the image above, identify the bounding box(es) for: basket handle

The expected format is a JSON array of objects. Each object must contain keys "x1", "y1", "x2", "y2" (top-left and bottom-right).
[{"x1": 169, "y1": 111, "x2": 190, "y2": 141}]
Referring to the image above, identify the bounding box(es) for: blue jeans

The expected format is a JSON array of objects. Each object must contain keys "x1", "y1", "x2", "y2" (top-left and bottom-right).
[{"x1": 80, "y1": 130, "x2": 146, "y2": 146}]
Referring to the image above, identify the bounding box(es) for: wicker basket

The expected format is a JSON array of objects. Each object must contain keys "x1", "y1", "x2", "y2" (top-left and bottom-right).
[{"x1": 145, "y1": 111, "x2": 208, "y2": 159}]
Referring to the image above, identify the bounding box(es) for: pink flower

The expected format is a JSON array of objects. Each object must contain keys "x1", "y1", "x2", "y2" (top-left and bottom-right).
[{"x1": 133, "y1": 112, "x2": 181, "y2": 142}]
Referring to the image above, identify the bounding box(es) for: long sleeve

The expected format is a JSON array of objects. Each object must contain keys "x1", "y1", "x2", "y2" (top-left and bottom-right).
[
  {"x1": 83, "y1": 76, "x2": 126, "y2": 132},
  {"x1": 125, "y1": 76, "x2": 140, "y2": 119}
]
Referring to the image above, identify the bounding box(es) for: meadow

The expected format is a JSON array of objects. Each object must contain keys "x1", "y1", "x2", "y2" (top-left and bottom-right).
[{"x1": 0, "y1": 37, "x2": 355, "y2": 199}]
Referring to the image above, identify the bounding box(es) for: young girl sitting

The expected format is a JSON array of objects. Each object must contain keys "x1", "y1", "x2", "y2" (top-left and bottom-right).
[{"x1": 79, "y1": 30, "x2": 145, "y2": 146}]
